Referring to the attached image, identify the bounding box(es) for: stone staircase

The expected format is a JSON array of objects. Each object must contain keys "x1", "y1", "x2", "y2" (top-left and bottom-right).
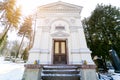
[{"x1": 41, "y1": 65, "x2": 80, "y2": 80}]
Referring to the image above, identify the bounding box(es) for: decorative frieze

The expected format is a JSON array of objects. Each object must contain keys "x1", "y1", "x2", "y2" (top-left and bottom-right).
[{"x1": 37, "y1": 13, "x2": 80, "y2": 18}]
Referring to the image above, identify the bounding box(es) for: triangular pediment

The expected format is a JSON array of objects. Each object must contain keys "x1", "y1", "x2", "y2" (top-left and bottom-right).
[{"x1": 38, "y1": 1, "x2": 82, "y2": 12}]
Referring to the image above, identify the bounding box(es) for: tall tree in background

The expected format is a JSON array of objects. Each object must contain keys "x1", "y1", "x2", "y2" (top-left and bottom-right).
[
  {"x1": 82, "y1": 4, "x2": 120, "y2": 60},
  {"x1": 17, "y1": 16, "x2": 33, "y2": 59},
  {"x1": 0, "y1": 0, "x2": 21, "y2": 47},
  {"x1": 10, "y1": 40, "x2": 20, "y2": 58}
]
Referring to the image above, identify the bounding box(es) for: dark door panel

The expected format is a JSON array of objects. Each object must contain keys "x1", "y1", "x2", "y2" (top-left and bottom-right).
[{"x1": 53, "y1": 40, "x2": 67, "y2": 64}]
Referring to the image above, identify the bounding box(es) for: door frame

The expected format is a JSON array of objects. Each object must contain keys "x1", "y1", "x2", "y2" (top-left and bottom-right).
[{"x1": 52, "y1": 39, "x2": 68, "y2": 65}]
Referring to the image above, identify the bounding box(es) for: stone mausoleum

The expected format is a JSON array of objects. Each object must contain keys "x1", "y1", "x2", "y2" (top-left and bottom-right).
[{"x1": 23, "y1": 1, "x2": 97, "y2": 80}]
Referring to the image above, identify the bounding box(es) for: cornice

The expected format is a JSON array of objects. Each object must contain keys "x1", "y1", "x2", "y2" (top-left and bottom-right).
[{"x1": 38, "y1": 9, "x2": 81, "y2": 13}]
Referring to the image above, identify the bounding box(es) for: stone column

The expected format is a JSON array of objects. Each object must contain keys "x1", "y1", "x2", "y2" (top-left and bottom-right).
[{"x1": 22, "y1": 64, "x2": 43, "y2": 80}]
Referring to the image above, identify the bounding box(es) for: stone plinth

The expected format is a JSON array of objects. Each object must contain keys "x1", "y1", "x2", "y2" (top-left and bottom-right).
[
  {"x1": 22, "y1": 64, "x2": 43, "y2": 80},
  {"x1": 80, "y1": 65, "x2": 97, "y2": 80}
]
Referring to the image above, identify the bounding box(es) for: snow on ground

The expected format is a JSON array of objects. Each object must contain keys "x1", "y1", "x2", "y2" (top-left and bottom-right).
[
  {"x1": 98, "y1": 73, "x2": 120, "y2": 80},
  {"x1": 0, "y1": 57, "x2": 25, "y2": 80},
  {"x1": 97, "y1": 71, "x2": 120, "y2": 80},
  {"x1": 112, "y1": 73, "x2": 120, "y2": 80},
  {"x1": 0, "y1": 56, "x2": 120, "y2": 80}
]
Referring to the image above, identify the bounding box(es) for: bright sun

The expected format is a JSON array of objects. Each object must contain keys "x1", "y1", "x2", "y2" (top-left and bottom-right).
[{"x1": 17, "y1": 0, "x2": 39, "y2": 16}]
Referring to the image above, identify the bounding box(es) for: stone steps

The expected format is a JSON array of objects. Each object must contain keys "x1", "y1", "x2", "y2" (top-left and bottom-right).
[
  {"x1": 41, "y1": 65, "x2": 80, "y2": 80},
  {"x1": 42, "y1": 70, "x2": 79, "y2": 74},
  {"x1": 41, "y1": 75, "x2": 80, "y2": 80},
  {"x1": 43, "y1": 65, "x2": 78, "y2": 69}
]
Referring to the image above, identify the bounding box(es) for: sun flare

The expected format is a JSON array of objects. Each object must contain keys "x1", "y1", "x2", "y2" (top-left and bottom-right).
[{"x1": 17, "y1": 0, "x2": 39, "y2": 16}]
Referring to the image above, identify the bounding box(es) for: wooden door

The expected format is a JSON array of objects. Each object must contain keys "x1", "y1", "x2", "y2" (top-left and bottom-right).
[{"x1": 53, "y1": 40, "x2": 67, "y2": 64}]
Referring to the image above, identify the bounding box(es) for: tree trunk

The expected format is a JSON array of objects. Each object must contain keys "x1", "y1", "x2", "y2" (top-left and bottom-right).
[
  {"x1": 29, "y1": 13, "x2": 37, "y2": 50},
  {"x1": 28, "y1": 35, "x2": 33, "y2": 50},
  {"x1": 103, "y1": 56, "x2": 107, "y2": 72},
  {"x1": 16, "y1": 33, "x2": 26, "y2": 58},
  {"x1": 0, "y1": 10, "x2": 5, "y2": 20},
  {"x1": 0, "y1": 24, "x2": 11, "y2": 46}
]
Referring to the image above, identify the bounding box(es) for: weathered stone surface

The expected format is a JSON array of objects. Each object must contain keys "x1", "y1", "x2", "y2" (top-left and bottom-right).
[
  {"x1": 22, "y1": 68, "x2": 41, "y2": 80},
  {"x1": 80, "y1": 69, "x2": 97, "y2": 80},
  {"x1": 22, "y1": 64, "x2": 97, "y2": 80},
  {"x1": 41, "y1": 65, "x2": 80, "y2": 80}
]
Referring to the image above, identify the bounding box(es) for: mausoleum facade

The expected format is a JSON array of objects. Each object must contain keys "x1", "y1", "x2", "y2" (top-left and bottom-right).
[{"x1": 28, "y1": 1, "x2": 94, "y2": 65}]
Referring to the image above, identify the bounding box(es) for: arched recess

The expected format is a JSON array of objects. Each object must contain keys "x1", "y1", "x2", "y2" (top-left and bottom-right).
[{"x1": 50, "y1": 19, "x2": 70, "y2": 64}]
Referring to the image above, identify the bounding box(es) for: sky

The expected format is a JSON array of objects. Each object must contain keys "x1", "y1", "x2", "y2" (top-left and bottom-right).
[{"x1": 17, "y1": 0, "x2": 120, "y2": 19}]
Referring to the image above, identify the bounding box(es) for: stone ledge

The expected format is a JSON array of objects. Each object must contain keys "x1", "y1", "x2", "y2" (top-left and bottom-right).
[
  {"x1": 81, "y1": 65, "x2": 96, "y2": 69},
  {"x1": 24, "y1": 64, "x2": 96, "y2": 69},
  {"x1": 24, "y1": 64, "x2": 43, "y2": 69}
]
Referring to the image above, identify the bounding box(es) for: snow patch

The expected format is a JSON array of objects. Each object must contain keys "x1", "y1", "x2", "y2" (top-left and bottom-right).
[{"x1": 0, "y1": 57, "x2": 25, "y2": 80}]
